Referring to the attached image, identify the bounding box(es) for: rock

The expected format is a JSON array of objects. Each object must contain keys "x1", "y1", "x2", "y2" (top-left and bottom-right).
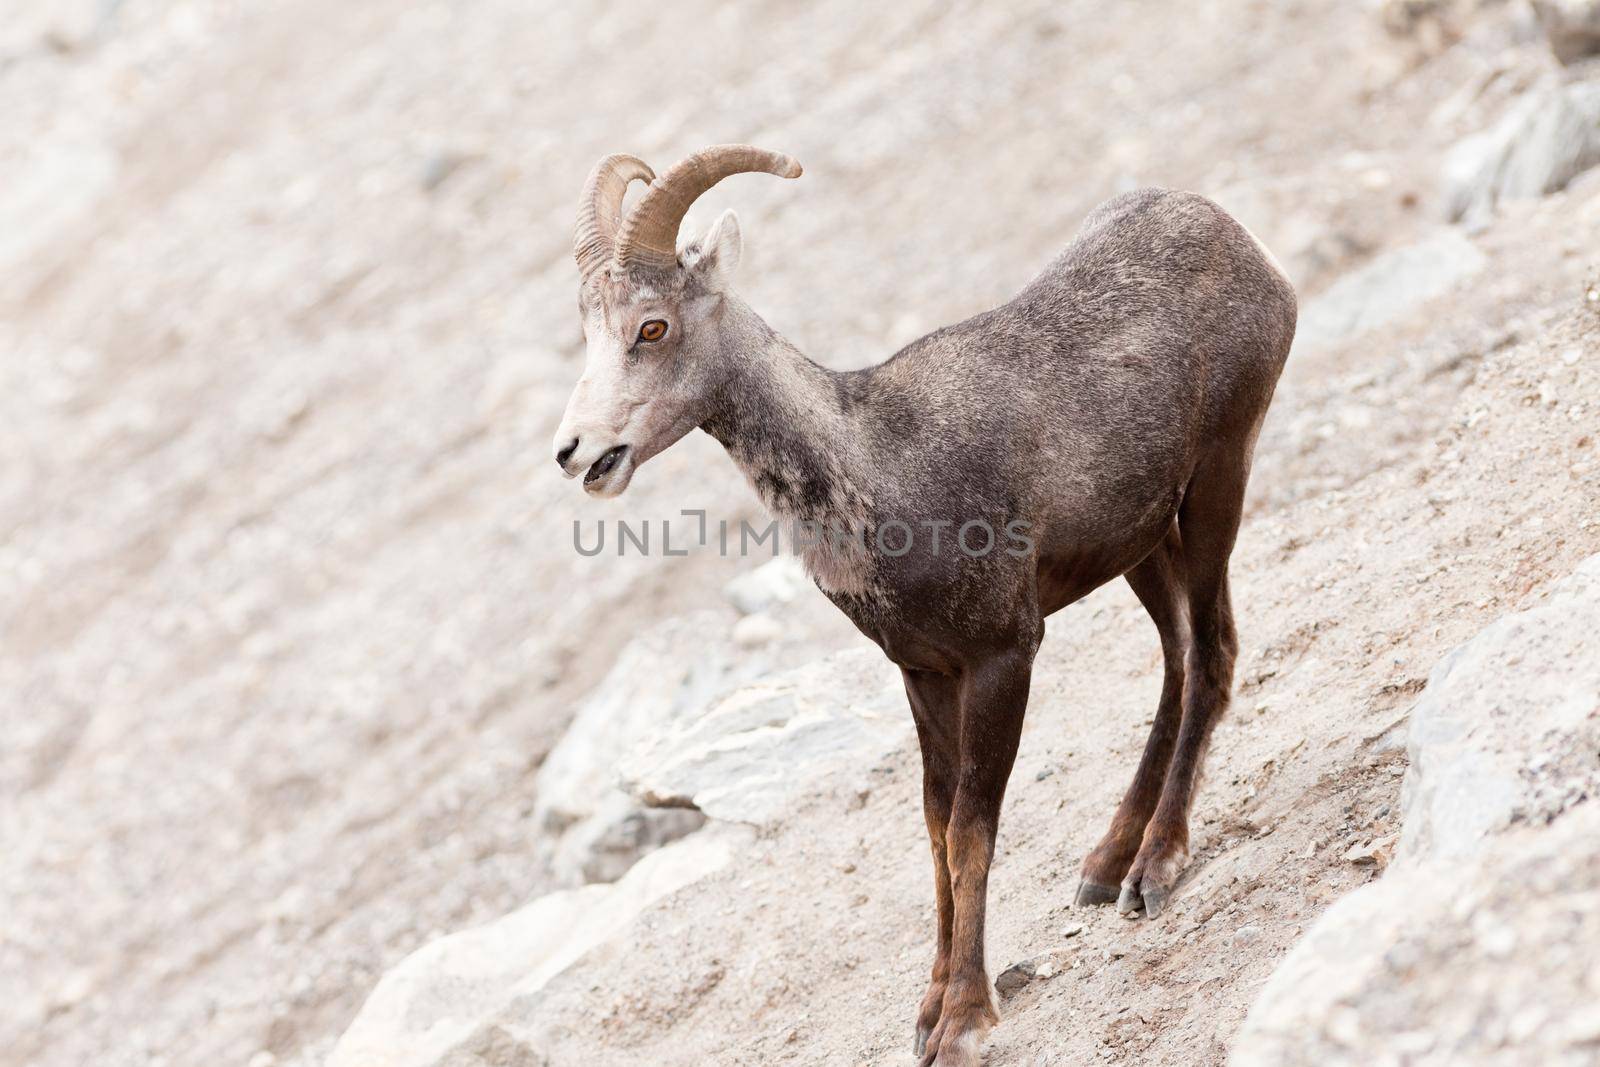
[
  {"x1": 538, "y1": 624, "x2": 906, "y2": 881},
  {"x1": 1230, "y1": 923, "x2": 1264, "y2": 947},
  {"x1": 1233, "y1": 555, "x2": 1600, "y2": 1067},
  {"x1": 538, "y1": 608, "x2": 904, "y2": 882},
  {"x1": 1236, "y1": 808, "x2": 1600, "y2": 1067},
  {"x1": 1376, "y1": 0, "x2": 1471, "y2": 53},
  {"x1": 994, "y1": 958, "x2": 1039, "y2": 998},
  {"x1": 535, "y1": 613, "x2": 737, "y2": 829},
  {"x1": 1341, "y1": 836, "x2": 1395, "y2": 867},
  {"x1": 1531, "y1": 0, "x2": 1600, "y2": 63},
  {"x1": 1442, "y1": 81, "x2": 1600, "y2": 225},
  {"x1": 325, "y1": 646, "x2": 913, "y2": 1064},
  {"x1": 544, "y1": 793, "x2": 706, "y2": 885},
  {"x1": 722, "y1": 556, "x2": 811, "y2": 615},
  {"x1": 1294, "y1": 229, "x2": 1487, "y2": 353},
  {"x1": 327, "y1": 829, "x2": 744, "y2": 1067},
  {"x1": 619, "y1": 648, "x2": 910, "y2": 827},
  {"x1": 1400, "y1": 552, "x2": 1600, "y2": 863},
  {"x1": 731, "y1": 612, "x2": 784, "y2": 648},
  {"x1": 532, "y1": 613, "x2": 739, "y2": 883},
  {"x1": 996, "y1": 950, "x2": 1070, "y2": 999},
  {"x1": 418, "y1": 150, "x2": 476, "y2": 193}
]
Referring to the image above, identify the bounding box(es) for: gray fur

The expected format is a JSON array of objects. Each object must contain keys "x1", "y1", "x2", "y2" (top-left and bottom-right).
[{"x1": 557, "y1": 179, "x2": 1296, "y2": 1066}]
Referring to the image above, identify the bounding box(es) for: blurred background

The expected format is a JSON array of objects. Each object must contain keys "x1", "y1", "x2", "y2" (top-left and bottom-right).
[{"x1": 3, "y1": 2, "x2": 1598, "y2": 1065}]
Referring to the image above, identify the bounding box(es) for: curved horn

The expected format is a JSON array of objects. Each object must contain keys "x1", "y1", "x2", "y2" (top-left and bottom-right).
[
  {"x1": 573, "y1": 154, "x2": 655, "y2": 281},
  {"x1": 614, "y1": 145, "x2": 802, "y2": 273}
]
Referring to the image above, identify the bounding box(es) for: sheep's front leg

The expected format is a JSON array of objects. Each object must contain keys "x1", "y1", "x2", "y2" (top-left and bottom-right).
[
  {"x1": 902, "y1": 668, "x2": 961, "y2": 1056},
  {"x1": 919, "y1": 651, "x2": 1032, "y2": 1067}
]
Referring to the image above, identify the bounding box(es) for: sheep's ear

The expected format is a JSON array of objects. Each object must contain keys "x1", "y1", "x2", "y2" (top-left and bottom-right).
[{"x1": 692, "y1": 209, "x2": 741, "y2": 291}]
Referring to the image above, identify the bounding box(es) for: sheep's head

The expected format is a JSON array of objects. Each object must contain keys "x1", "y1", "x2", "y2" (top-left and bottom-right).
[{"x1": 554, "y1": 145, "x2": 802, "y2": 497}]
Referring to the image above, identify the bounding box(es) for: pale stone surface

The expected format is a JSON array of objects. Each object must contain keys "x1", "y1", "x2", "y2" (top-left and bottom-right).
[
  {"x1": 619, "y1": 648, "x2": 909, "y2": 827},
  {"x1": 1443, "y1": 80, "x2": 1600, "y2": 224},
  {"x1": 532, "y1": 613, "x2": 738, "y2": 882},
  {"x1": 324, "y1": 648, "x2": 909, "y2": 1065},
  {"x1": 533, "y1": 601, "x2": 858, "y2": 882},
  {"x1": 1234, "y1": 555, "x2": 1600, "y2": 1067},
  {"x1": 534, "y1": 612, "x2": 739, "y2": 832},
  {"x1": 1292, "y1": 229, "x2": 1487, "y2": 353},
  {"x1": 722, "y1": 556, "x2": 812, "y2": 616},
  {"x1": 540, "y1": 791, "x2": 706, "y2": 886},
  {"x1": 1236, "y1": 807, "x2": 1600, "y2": 1067},
  {"x1": 327, "y1": 828, "x2": 745, "y2": 1067},
  {"x1": 1401, "y1": 553, "x2": 1600, "y2": 863},
  {"x1": 732, "y1": 611, "x2": 785, "y2": 648},
  {"x1": 1532, "y1": 0, "x2": 1600, "y2": 63}
]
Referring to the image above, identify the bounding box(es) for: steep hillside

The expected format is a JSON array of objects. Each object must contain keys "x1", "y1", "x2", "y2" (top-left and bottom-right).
[{"x1": 2, "y1": 2, "x2": 1597, "y2": 1065}]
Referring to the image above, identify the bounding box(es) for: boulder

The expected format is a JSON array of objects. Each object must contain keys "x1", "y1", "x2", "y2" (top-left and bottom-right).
[
  {"x1": 327, "y1": 828, "x2": 746, "y2": 1067},
  {"x1": 1532, "y1": 0, "x2": 1600, "y2": 63},
  {"x1": 1233, "y1": 555, "x2": 1600, "y2": 1066},
  {"x1": 1293, "y1": 229, "x2": 1487, "y2": 353},
  {"x1": 1375, "y1": 0, "x2": 1473, "y2": 54},
  {"x1": 619, "y1": 647, "x2": 909, "y2": 827},
  {"x1": 1234, "y1": 804, "x2": 1600, "y2": 1067},
  {"x1": 1443, "y1": 80, "x2": 1600, "y2": 224},
  {"x1": 533, "y1": 606, "x2": 888, "y2": 882},
  {"x1": 721, "y1": 556, "x2": 812, "y2": 615},
  {"x1": 540, "y1": 791, "x2": 706, "y2": 887},
  {"x1": 532, "y1": 612, "x2": 737, "y2": 884},
  {"x1": 1400, "y1": 555, "x2": 1600, "y2": 863},
  {"x1": 731, "y1": 611, "x2": 785, "y2": 648},
  {"x1": 328, "y1": 644, "x2": 913, "y2": 1066}
]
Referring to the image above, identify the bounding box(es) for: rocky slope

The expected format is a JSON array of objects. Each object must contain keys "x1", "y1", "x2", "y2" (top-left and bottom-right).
[
  {"x1": 3, "y1": 2, "x2": 1598, "y2": 1066},
  {"x1": 1234, "y1": 554, "x2": 1600, "y2": 1067}
]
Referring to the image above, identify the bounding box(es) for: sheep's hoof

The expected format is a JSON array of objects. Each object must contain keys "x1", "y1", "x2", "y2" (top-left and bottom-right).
[
  {"x1": 914, "y1": 979, "x2": 945, "y2": 1056},
  {"x1": 1074, "y1": 878, "x2": 1120, "y2": 907},
  {"x1": 924, "y1": 1029, "x2": 985, "y2": 1066},
  {"x1": 917, "y1": 983, "x2": 996, "y2": 1067},
  {"x1": 918, "y1": 1017, "x2": 987, "y2": 1067},
  {"x1": 1142, "y1": 886, "x2": 1171, "y2": 918},
  {"x1": 1115, "y1": 882, "x2": 1170, "y2": 919},
  {"x1": 1116, "y1": 884, "x2": 1142, "y2": 915}
]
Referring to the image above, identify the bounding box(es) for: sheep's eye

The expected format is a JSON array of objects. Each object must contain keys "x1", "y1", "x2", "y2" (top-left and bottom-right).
[{"x1": 638, "y1": 320, "x2": 668, "y2": 342}]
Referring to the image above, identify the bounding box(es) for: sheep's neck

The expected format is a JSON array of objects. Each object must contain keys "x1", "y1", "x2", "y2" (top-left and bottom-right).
[{"x1": 700, "y1": 305, "x2": 879, "y2": 595}]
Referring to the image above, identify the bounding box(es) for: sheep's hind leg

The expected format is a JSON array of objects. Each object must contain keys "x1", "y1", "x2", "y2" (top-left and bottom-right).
[
  {"x1": 1120, "y1": 453, "x2": 1247, "y2": 919},
  {"x1": 1077, "y1": 528, "x2": 1189, "y2": 908}
]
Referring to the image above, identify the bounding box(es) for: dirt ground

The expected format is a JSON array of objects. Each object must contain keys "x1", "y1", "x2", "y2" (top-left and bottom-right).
[{"x1": 2, "y1": 2, "x2": 1597, "y2": 1065}]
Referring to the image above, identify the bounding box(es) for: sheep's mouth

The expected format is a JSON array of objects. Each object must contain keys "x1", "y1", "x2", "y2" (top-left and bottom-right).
[{"x1": 583, "y1": 445, "x2": 632, "y2": 494}]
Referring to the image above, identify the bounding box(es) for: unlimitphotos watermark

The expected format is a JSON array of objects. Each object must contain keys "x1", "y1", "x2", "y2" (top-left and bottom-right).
[{"x1": 573, "y1": 510, "x2": 1035, "y2": 559}]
